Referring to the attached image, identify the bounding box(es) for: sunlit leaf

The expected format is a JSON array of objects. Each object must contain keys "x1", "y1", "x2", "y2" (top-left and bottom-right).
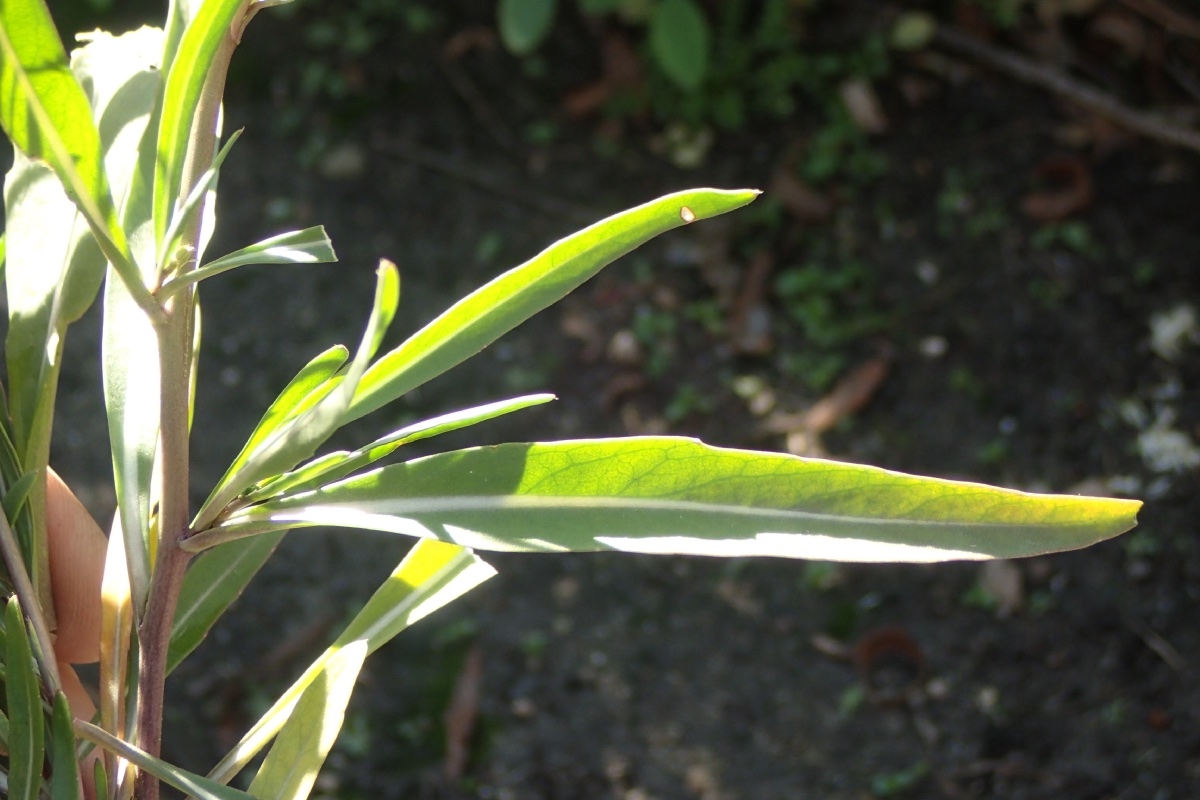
[
  {"x1": 244, "y1": 393, "x2": 555, "y2": 503},
  {"x1": 192, "y1": 438, "x2": 1141, "y2": 561},
  {"x1": 153, "y1": 0, "x2": 251, "y2": 251},
  {"x1": 193, "y1": 262, "x2": 398, "y2": 529},
  {"x1": 167, "y1": 530, "x2": 286, "y2": 674},
  {"x1": 77, "y1": 27, "x2": 169, "y2": 617},
  {"x1": 498, "y1": 0, "x2": 556, "y2": 55},
  {"x1": 157, "y1": 128, "x2": 242, "y2": 273},
  {"x1": 649, "y1": 0, "x2": 710, "y2": 91},
  {"x1": 346, "y1": 188, "x2": 757, "y2": 423},
  {"x1": 162, "y1": 225, "x2": 337, "y2": 296},
  {"x1": 98, "y1": 516, "x2": 134, "y2": 792},
  {"x1": 74, "y1": 722, "x2": 254, "y2": 800},
  {"x1": 50, "y1": 693, "x2": 82, "y2": 800},
  {"x1": 6, "y1": 26, "x2": 163, "y2": 613},
  {"x1": 208, "y1": 539, "x2": 494, "y2": 784},
  {"x1": 247, "y1": 641, "x2": 367, "y2": 800},
  {"x1": 0, "y1": 0, "x2": 128, "y2": 272},
  {"x1": 6, "y1": 598, "x2": 44, "y2": 800},
  {"x1": 192, "y1": 345, "x2": 346, "y2": 528}
]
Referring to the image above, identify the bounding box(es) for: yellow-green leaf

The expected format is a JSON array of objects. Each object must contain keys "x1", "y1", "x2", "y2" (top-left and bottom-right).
[
  {"x1": 247, "y1": 641, "x2": 367, "y2": 800},
  {"x1": 207, "y1": 539, "x2": 494, "y2": 785},
  {"x1": 345, "y1": 188, "x2": 758, "y2": 423},
  {"x1": 195, "y1": 438, "x2": 1140, "y2": 562}
]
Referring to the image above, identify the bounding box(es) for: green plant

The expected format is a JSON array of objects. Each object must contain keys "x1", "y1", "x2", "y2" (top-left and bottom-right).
[{"x1": 0, "y1": 3, "x2": 1140, "y2": 800}]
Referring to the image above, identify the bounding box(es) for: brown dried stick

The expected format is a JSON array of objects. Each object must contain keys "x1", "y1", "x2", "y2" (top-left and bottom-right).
[
  {"x1": 1121, "y1": 0, "x2": 1200, "y2": 41},
  {"x1": 934, "y1": 25, "x2": 1200, "y2": 153}
]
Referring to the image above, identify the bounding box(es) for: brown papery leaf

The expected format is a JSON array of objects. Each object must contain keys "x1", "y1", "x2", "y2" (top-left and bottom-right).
[
  {"x1": 839, "y1": 78, "x2": 889, "y2": 134},
  {"x1": 563, "y1": 31, "x2": 643, "y2": 118},
  {"x1": 763, "y1": 357, "x2": 890, "y2": 436},
  {"x1": 853, "y1": 627, "x2": 926, "y2": 706},
  {"x1": 444, "y1": 645, "x2": 484, "y2": 782},
  {"x1": 443, "y1": 27, "x2": 496, "y2": 60},
  {"x1": 1021, "y1": 154, "x2": 1094, "y2": 221}
]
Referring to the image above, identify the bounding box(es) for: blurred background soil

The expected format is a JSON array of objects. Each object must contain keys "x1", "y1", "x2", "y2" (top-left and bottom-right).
[{"x1": 39, "y1": 0, "x2": 1200, "y2": 797}]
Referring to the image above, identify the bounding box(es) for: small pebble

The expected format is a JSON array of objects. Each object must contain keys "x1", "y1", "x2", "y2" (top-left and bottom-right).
[{"x1": 919, "y1": 335, "x2": 947, "y2": 359}]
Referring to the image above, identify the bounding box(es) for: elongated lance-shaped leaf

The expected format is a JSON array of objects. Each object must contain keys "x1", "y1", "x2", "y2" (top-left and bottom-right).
[
  {"x1": 162, "y1": 226, "x2": 338, "y2": 298},
  {"x1": 1, "y1": 470, "x2": 37, "y2": 521},
  {"x1": 193, "y1": 261, "x2": 399, "y2": 530},
  {"x1": 167, "y1": 530, "x2": 286, "y2": 674},
  {"x1": 153, "y1": 0, "x2": 248, "y2": 251},
  {"x1": 99, "y1": 514, "x2": 134, "y2": 795},
  {"x1": 0, "y1": 4, "x2": 157, "y2": 321},
  {"x1": 344, "y1": 188, "x2": 758, "y2": 424},
  {"x1": 75, "y1": 722, "x2": 255, "y2": 800},
  {"x1": 50, "y1": 693, "x2": 82, "y2": 800},
  {"x1": 246, "y1": 641, "x2": 367, "y2": 800},
  {"x1": 6, "y1": 597, "x2": 44, "y2": 800},
  {"x1": 157, "y1": 127, "x2": 242, "y2": 273},
  {"x1": 60, "y1": 27, "x2": 166, "y2": 620},
  {"x1": 245, "y1": 393, "x2": 555, "y2": 503},
  {"x1": 103, "y1": 274, "x2": 157, "y2": 615},
  {"x1": 208, "y1": 539, "x2": 494, "y2": 785},
  {"x1": 6, "y1": 26, "x2": 163, "y2": 615},
  {"x1": 190, "y1": 438, "x2": 1142, "y2": 561},
  {"x1": 195, "y1": 345, "x2": 348, "y2": 522},
  {"x1": 192, "y1": 345, "x2": 347, "y2": 528}
]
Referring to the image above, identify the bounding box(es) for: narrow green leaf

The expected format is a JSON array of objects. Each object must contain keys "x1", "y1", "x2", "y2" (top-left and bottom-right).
[
  {"x1": 498, "y1": 0, "x2": 556, "y2": 55},
  {"x1": 193, "y1": 261, "x2": 398, "y2": 530},
  {"x1": 69, "y1": 27, "x2": 167, "y2": 619},
  {"x1": 153, "y1": 0, "x2": 249, "y2": 249},
  {"x1": 93, "y1": 760, "x2": 109, "y2": 800},
  {"x1": 247, "y1": 641, "x2": 367, "y2": 800},
  {"x1": 162, "y1": 225, "x2": 337, "y2": 296},
  {"x1": 0, "y1": 0, "x2": 122, "y2": 259},
  {"x1": 209, "y1": 539, "x2": 493, "y2": 785},
  {"x1": 1, "y1": 470, "x2": 36, "y2": 520},
  {"x1": 192, "y1": 345, "x2": 347, "y2": 528},
  {"x1": 6, "y1": 597, "x2": 44, "y2": 800},
  {"x1": 346, "y1": 188, "x2": 757, "y2": 424},
  {"x1": 244, "y1": 393, "x2": 555, "y2": 503},
  {"x1": 0, "y1": 11, "x2": 157, "y2": 322},
  {"x1": 74, "y1": 721, "x2": 255, "y2": 800},
  {"x1": 194, "y1": 438, "x2": 1141, "y2": 561},
  {"x1": 50, "y1": 693, "x2": 82, "y2": 800},
  {"x1": 649, "y1": 0, "x2": 710, "y2": 91},
  {"x1": 5, "y1": 25, "x2": 162, "y2": 616},
  {"x1": 167, "y1": 530, "x2": 286, "y2": 674},
  {"x1": 102, "y1": 277, "x2": 158, "y2": 615},
  {"x1": 157, "y1": 127, "x2": 243, "y2": 272}
]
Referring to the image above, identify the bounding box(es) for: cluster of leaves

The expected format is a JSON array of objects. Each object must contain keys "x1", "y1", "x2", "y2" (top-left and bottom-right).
[{"x1": 0, "y1": 1, "x2": 1140, "y2": 799}]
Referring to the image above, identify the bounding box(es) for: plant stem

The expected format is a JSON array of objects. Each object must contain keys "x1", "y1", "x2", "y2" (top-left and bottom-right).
[{"x1": 133, "y1": 19, "x2": 240, "y2": 800}]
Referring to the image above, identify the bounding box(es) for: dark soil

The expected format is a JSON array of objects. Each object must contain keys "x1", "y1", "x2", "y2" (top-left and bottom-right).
[{"x1": 47, "y1": 1, "x2": 1200, "y2": 798}]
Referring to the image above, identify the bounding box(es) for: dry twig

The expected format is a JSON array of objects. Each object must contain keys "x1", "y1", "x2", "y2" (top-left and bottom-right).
[
  {"x1": 934, "y1": 25, "x2": 1200, "y2": 153},
  {"x1": 372, "y1": 135, "x2": 598, "y2": 224},
  {"x1": 1121, "y1": 0, "x2": 1200, "y2": 41}
]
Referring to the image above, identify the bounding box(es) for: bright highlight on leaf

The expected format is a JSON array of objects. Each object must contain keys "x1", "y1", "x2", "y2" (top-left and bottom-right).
[
  {"x1": 208, "y1": 539, "x2": 494, "y2": 786},
  {"x1": 248, "y1": 642, "x2": 367, "y2": 800},
  {"x1": 191, "y1": 438, "x2": 1140, "y2": 562},
  {"x1": 345, "y1": 188, "x2": 758, "y2": 423}
]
